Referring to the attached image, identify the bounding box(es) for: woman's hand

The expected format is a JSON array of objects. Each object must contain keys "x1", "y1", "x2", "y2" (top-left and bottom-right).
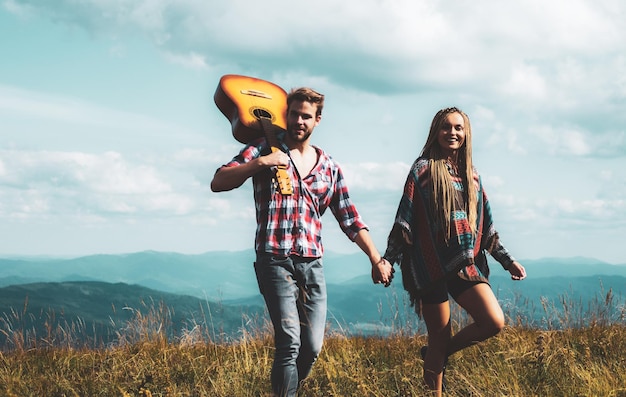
[
  {"x1": 508, "y1": 261, "x2": 527, "y2": 281},
  {"x1": 371, "y1": 257, "x2": 395, "y2": 287}
]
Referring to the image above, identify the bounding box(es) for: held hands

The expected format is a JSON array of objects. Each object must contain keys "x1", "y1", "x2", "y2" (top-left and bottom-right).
[
  {"x1": 353, "y1": 230, "x2": 394, "y2": 287},
  {"x1": 371, "y1": 257, "x2": 395, "y2": 287},
  {"x1": 508, "y1": 261, "x2": 527, "y2": 281}
]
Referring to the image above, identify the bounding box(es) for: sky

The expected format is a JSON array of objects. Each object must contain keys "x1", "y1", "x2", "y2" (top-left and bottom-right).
[{"x1": 1, "y1": 0, "x2": 625, "y2": 264}]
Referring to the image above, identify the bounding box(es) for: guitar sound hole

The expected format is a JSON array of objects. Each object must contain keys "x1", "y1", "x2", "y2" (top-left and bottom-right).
[{"x1": 252, "y1": 108, "x2": 272, "y2": 120}]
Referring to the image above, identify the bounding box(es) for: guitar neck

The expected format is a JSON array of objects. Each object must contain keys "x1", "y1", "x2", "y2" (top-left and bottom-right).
[
  {"x1": 259, "y1": 118, "x2": 293, "y2": 196},
  {"x1": 262, "y1": 119, "x2": 282, "y2": 148}
]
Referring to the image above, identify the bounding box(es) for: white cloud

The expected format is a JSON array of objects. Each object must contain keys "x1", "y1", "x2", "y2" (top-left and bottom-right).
[
  {"x1": 495, "y1": 192, "x2": 626, "y2": 229},
  {"x1": 342, "y1": 162, "x2": 410, "y2": 191},
  {"x1": 0, "y1": 84, "x2": 178, "y2": 131},
  {"x1": 0, "y1": 84, "x2": 211, "y2": 155},
  {"x1": 554, "y1": 198, "x2": 626, "y2": 227},
  {"x1": 0, "y1": 149, "x2": 195, "y2": 219},
  {"x1": 503, "y1": 63, "x2": 548, "y2": 101},
  {"x1": 7, "y1": 0, "x2": 626, "y2": 161},
  {"x1": 162, "y1": 51, "x2": 209, "y2": 70},
  {"x1": 482, "y1": 175, "x2": 505, "y2": 189},
  {"x1": 472, "y1": 106, "x2": 527, "y2": 155},
  {"x1": 526, "y1": 123, "x2": 626, "y2": 158},
  {"x1": 8, "y1": 0, "x2": 623, "y2": 92}
]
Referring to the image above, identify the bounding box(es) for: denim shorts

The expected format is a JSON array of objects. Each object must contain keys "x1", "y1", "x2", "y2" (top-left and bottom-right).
[{"x1": 420, "y1": 274, "x2": 487, "y2": 304}]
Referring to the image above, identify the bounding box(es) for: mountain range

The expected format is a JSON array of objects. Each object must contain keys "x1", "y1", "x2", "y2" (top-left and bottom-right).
[
  {"x1": 2, "y1": 250, "x2": 624, "y2": 299},
  {"x1": 1, "y1": 251, "x2": 625, "y2": 345}
]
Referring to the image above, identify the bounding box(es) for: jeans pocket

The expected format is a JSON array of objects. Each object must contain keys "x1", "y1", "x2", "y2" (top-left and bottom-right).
[{"x1": 253, "y1": 261, "x2": 264, "y2": 295}]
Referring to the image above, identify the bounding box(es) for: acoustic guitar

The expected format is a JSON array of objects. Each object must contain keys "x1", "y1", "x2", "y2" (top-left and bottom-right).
[{"x1": 214, "y1": 74, "x2": 293, "y2": 195}]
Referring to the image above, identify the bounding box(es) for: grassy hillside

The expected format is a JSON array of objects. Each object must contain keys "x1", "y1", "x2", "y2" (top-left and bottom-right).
[
  {"x1": 3, "y1": 273, "x2": 625, "y2": 351},
  {"x1": 1, "y1": 310, "x2": 625, "y2": 396},
  {"x1": 0, "y1": 281, "x2": 264, "y2": 349},
  {"x1": 1, "y1": 274, "x2": 625, "y2": 396}
]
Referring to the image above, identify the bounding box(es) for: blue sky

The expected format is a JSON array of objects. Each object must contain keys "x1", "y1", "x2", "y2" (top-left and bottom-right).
[{"x1": 1, "y1": 0, "x2": 625, "y2": 264}]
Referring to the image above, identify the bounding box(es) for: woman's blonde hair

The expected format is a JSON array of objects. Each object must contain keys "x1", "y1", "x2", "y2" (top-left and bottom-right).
[{"x1": 420, "y1": 107, "x2": 477, "y2": 242}]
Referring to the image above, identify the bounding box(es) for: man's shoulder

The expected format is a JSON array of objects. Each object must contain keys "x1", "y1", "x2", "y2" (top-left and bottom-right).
[
  {"x1": 250, "y1": 136, "x2": 269, "y2": 148},
  {"x1": 313, "y1": 145, "x2": 335, "y2": 164},
  {"x1": 238, "y1": 137, "x2": 270, "y2": 155}
]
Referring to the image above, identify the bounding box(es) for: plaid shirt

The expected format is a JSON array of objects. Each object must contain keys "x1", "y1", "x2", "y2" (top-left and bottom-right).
[{"x1": 221, "y1": 137, "x2": 367, "y2": 258}]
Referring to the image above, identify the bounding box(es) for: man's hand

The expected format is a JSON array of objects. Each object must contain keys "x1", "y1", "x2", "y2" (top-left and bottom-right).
[
  {"x1": 211, "y1": 150, "x2": 290, "y2": 192},
  {"x1": 260, "y1": 150, "x2": 290, "y2": 168}
]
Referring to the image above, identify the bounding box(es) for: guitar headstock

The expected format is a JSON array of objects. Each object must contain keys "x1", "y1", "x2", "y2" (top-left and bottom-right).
[{"x1": 274, "y1": 167, "x2": 294, "y2": 195}]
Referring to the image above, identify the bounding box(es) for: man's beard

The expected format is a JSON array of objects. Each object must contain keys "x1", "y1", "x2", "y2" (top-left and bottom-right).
[{"x1": 287, "y1": 127, "x2": 311, "y2": 143}]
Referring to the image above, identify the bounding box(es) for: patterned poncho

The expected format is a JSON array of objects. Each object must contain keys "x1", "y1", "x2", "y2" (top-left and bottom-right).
[{"x1": 383, "y1": 158, "x2": 514, "y2": 307}]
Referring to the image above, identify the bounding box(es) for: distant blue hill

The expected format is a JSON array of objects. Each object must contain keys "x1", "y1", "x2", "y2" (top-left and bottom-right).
[
  {"x1": 0, "y1": 280, "x2": 266, "y2": 348},
  {"x1": 0, "y1": 251, "x2": 624, "y2": 337},
  {"x1": 0, "y1": 251, "x2": 624, "y2": 298}
]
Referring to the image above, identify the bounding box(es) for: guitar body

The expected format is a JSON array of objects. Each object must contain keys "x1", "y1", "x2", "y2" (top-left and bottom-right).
[
  {"x1": 214, "y1": 74, "x2": 293, "y2": 195},
  {"x1": 214, "y1": 74, "x2": 288, "y2": 144}
]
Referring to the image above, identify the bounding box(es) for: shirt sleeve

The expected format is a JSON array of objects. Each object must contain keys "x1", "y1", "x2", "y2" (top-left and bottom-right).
[
  {"x1": 383, "y1": 161, "x2": 423, "y2": 265},
  {"x1": 477, "y1": 175, "x2": 516, "y2": 270},
  {"x1": 383, "y1": 224, "x2": 406, "y2": 265},
  {"x1": 328, "y1": 164, "x2": 368, "y2": 241},
  {"x1": 488, "y1": 236, "x2": 516, "y2": 270}
]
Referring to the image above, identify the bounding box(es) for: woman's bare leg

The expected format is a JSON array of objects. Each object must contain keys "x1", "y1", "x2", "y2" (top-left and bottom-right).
[
  {"x1": 447, "y1": 283, "x2": 505, "y2": 357},
  {"x1": 421, "y1": 301, "x2": 452, "y2": 396}
]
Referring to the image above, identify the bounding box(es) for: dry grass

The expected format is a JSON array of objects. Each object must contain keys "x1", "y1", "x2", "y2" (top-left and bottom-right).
[
  {"x1": 1, "y1": 325, "x2": 626, "y2": 396},
  {"x1": 1, "y1": 290, "x2": 626, "y2": 396}
]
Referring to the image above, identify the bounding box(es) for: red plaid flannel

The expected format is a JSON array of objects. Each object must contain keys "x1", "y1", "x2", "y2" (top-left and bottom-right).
[{"x1": 221, "y1": 138, "x2": 367, "y2": 258}]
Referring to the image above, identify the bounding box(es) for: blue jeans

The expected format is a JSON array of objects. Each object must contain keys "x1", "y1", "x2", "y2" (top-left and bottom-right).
[{"x1": 254, "y1": 253, "x2": 327, "y2": 397}]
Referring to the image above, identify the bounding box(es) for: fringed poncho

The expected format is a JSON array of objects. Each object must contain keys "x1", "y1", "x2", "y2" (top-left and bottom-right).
[{"x1": 383, "y1": 158, "x2": 515, "y2": 307}]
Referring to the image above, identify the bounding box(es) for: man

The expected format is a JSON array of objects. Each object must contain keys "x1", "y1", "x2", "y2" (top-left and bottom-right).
[{"x1": 211, "y1": 86, "x2": 393, "y2": 396}]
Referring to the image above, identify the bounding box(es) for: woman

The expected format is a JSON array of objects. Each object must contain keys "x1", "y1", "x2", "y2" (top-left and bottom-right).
[{"x1": 383, "y1": 107, "x2": 526, "y2": 395}]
